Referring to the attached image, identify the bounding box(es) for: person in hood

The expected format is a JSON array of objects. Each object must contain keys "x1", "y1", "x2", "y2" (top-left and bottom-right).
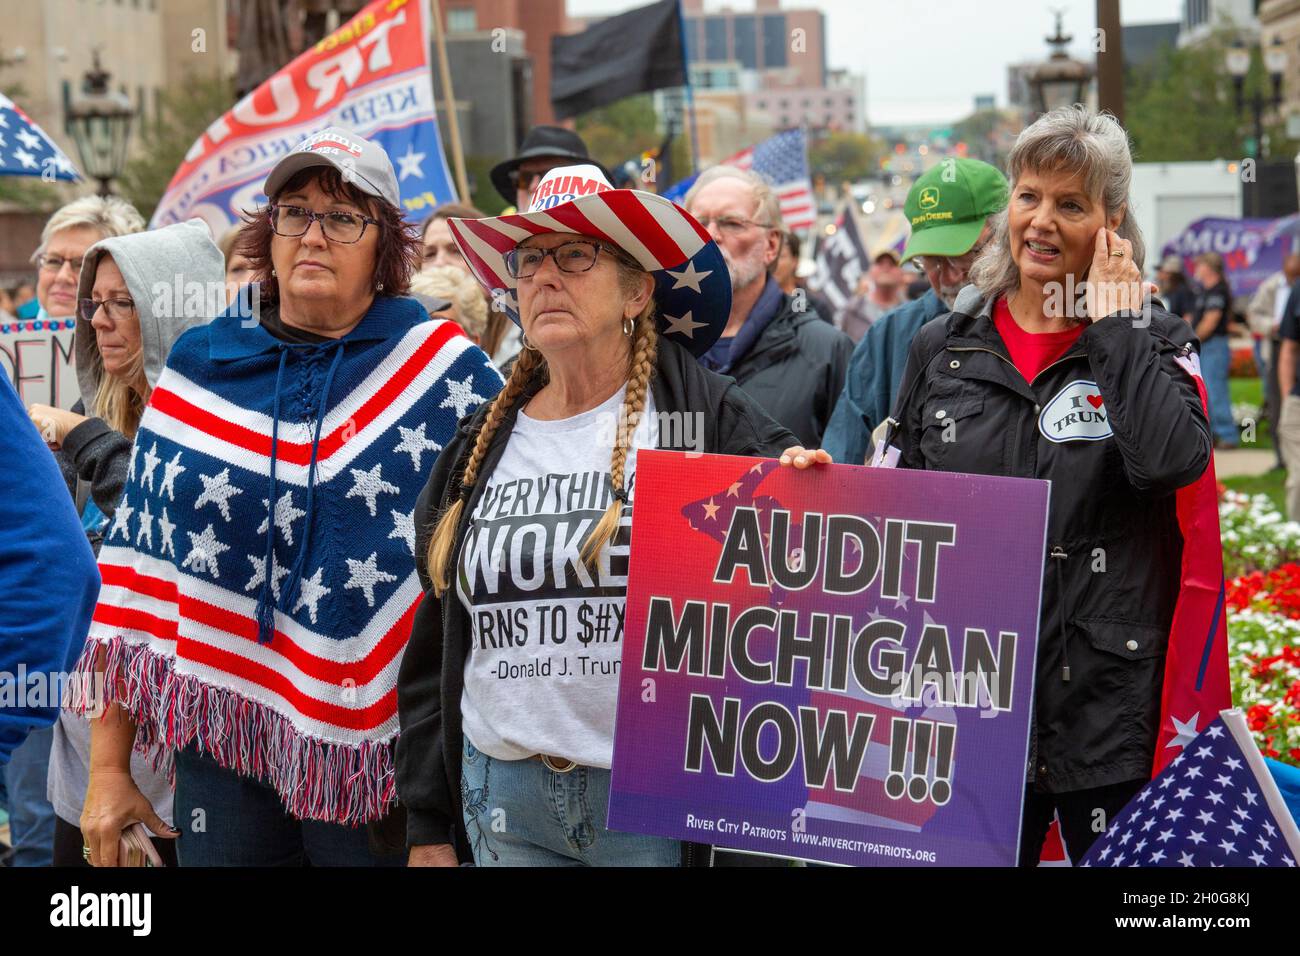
[
  {"x1": 3, "y1": 196, "x2": 145, "y2": 870},
  {"x1": 73, "y1": 128, "x2": 502, "y2": 867},
  {"x1": 884, "y1": 106, "x2": 1212, "y2": 865},
  {"x1": 684, "y1": 166, "x2": 852, "y2": 447},
  {"x1": 26, "y1": 219, "x2": 225, "y2": 868}
]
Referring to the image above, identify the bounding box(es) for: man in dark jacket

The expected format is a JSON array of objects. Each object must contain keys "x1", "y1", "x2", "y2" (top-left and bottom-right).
[
  {"x1": 684, "y1": 166, "x2": 852, "y2": 447},
  {"x1": 823, "y1": 158, "x2": 1008, "y2": 465}
]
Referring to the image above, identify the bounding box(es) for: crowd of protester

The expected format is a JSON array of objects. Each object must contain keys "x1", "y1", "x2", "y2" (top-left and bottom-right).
[{"x1": 0, "y1": 105, "x2": 1256, "y2": 868}]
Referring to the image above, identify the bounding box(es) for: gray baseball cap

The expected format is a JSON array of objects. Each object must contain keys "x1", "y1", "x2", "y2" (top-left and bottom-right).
[{"x1": 263, "y1": 126, "x2": 401, "y2": 208}]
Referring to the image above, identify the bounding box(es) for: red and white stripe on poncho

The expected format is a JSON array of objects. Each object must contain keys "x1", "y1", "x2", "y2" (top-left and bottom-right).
[{"x1": 70, "y1": 301, "x2": 501, "y2": 824}]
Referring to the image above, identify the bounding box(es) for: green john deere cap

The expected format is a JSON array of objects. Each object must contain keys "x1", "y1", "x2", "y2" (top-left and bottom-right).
[{"x1": 900, "y1": 158, "x2": 1009, "y2": 263}]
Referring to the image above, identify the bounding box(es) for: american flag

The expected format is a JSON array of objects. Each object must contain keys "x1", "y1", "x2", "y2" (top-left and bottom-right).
[
  {"x1": 728, "y1": 129, "x2": 817, "y2": 232},
  {"x1": 0, "y1": 94, "x2": 80, "y2": 182},
  {"x1": 662, "y1": 129, "x2": 817, "y2": 232},
  {"x1": 1080, "y1": 710, "x2": 1300, "y2": 867}
]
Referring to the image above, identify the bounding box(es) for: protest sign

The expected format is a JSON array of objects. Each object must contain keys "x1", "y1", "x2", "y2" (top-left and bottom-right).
[
  {"x1": 608, "y1": 451, "x2": 1049, "y2": 866},
  {"x1": 0, "y1": 317, "x2": 78, "y2": 408}
]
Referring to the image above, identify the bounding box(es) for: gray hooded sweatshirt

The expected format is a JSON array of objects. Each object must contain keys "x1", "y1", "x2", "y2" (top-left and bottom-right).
[{"x1": 48, "y1": 218, "x2": 224, "y2": 833}]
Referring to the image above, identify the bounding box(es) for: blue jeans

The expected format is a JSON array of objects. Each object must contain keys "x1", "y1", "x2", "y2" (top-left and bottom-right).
[
  {"x1": 460, "y1": 736, "x2": 680, "y2": 867},
  {"x1": 0, "y1": 726, "x2": 55, "y2": 866},
  {"x1": 172, "y1": 745, "x2": 404, "y2": 867},
  {"x1": 1199, "y1": 334, "x2": 1238, "y2": 443}
]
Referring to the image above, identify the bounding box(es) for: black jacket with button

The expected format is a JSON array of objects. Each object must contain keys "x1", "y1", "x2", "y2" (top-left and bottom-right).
[
  {"x1": 887, "y1": 289, "x2": 1212, "y2": 793},
  {"x1": 395, "y1": 337, "x2": 797, "y2": 865},
  {"x1": 726, "y1": 292, "x2": 853, "y2": 448}
]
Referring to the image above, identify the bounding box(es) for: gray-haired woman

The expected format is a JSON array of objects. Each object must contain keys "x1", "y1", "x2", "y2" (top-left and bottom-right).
[{"x1": 883, "y1": 105, "x2": 1212, "y2": 864}]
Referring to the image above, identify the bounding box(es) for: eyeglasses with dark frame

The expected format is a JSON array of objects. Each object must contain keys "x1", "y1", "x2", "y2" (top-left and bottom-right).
[
  {"x1": 268, "y1": 203, "x2": 380, "y2": 244},
  {"x1": 506, "y1": 239, "x2": 635, "y2": 279},
  {"x1": 78, "y1": 296, "x2": 136, "y2": 323}
]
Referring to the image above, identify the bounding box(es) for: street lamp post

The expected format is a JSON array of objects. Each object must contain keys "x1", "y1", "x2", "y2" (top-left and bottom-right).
[
  {"x1": 1028, "y1": 12, "x2": 1094, "y2": 118},
  {"x1": 1226, "y1": 36, "x2": 1287, "y2": 162},
  {"x1": 64, "y1": 50, "x2": 134, "y2": 197}
]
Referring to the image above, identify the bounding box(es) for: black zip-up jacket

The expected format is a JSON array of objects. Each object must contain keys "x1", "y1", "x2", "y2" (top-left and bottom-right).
[
  {"x1": 726, "y1": 292, "x2": 853, "y2": 448},
  {"x1": 396, "y1": 337, "x2": 797, "y2": 866},
  {"x1": 887, "y1": 290, "x2": 1211, "y2": 793}
]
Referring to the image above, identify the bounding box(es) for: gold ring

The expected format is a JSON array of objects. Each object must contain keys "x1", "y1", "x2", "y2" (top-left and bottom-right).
[
  {"x1": 82, "y1": 844, "x2": 91, "y2": 862},
  {"x1": 1109, "y1": 250, "x2": 1125, "y2": 257}
]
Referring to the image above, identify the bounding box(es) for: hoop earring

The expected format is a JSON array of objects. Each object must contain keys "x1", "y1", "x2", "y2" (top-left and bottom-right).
[
  {"x1": 622, "y1": 315, "x2": 634, "y2": 336},
  {"x1": 522, "y1": 332, "x2": 538, "y2": 351}
]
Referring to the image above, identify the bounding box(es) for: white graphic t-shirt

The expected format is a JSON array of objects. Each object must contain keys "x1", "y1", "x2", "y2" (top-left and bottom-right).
[{"x1": 458, "y1": 384, "x2": 658, "y2": 768}]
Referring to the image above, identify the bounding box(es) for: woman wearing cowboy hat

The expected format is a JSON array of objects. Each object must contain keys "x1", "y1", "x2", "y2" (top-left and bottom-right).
[{"x1": 396, "y1": 163, "x2": 828, "y2": 867}]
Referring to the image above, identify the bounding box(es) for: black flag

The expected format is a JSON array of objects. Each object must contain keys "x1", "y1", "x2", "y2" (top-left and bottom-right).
[
  {"x1": 813, "y1": 204, "x2": 871, "y2": 314},
  {"x1": 551, "y1": 0, "x2": 687, "y2": 120}
]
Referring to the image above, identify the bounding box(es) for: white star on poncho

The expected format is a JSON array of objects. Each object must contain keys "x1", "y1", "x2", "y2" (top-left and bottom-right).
[
  {"x1": 665, "y1": 261, "x2": 712, "y2": 293},
  {"x1": 257, "y1": 490, "x2": 306, "y2": 546},
  {"x1": 344, "y1": 551, "x2": 398, "y2": 608},
  {"x1": 440, "y1": 375, "x2": 486, "y2": 419},
  {"x1": 662, "y1": 310, "x2": 707, "y2": 339},
  {"x1": 181, "y1": 524, "x2": 230, "y2": 578},
  {"x1": 245, "y1": 554, "x2": 290, "y2": 600},
  {"x1": 390, "y1": 508, "x2": 416, "y2": 556},
  {"x1": 346, "y1": 462, "x2": 399, "y2": 517},
  {"x1": 136, "y1": 499, "x2": 154, "y2": 549},
  {"x1": 393, "y1": 422, "x2": 442, "y2": 472},
  {"x1": 159, "y1": 450, "x2": 186, "y2": 501},
  {"x1": 140, "y1": 442, "x2": 162, "y2": 492},
  {"x1": 293, "y1": 566, "x2": 331, "y2": 624},
  {"x1": 195, "y1": 468, "x2": 243, "y2": 521},
  {"x1": 158, "y1": 507, "x2": 176, "y2": 557},
  {"x1": 108, "y1": 495, "x2": 134, "y2": 542},
  {"x1": 127, "y1": 445, "x2": 138, "y2": 483}
]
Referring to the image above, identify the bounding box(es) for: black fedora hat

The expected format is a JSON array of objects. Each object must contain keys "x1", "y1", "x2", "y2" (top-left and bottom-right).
[{"x1": 489, "y1": 125, "x2": 612, "y2": 205}]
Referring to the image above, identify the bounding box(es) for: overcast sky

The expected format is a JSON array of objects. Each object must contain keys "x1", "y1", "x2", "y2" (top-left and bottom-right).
[{"x1": 567, "y1": 0, "x2": 1186, "y2": 125}]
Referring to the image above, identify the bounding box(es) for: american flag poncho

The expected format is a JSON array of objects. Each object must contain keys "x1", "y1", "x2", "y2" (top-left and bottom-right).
[{"x1": 69, "y1": 294, "x2": 502, "y2": 824}]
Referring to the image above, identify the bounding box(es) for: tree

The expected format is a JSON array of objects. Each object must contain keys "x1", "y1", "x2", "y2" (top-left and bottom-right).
[
  {"x1": 808, "y1": 131, "x2": 886, "y2": 185},
  {"x1": 1126, "y1": 27, "x2": 1298, "y2": 163},
  {"x1": 117, "y1": 75, "x2": 237, "y2": 222},
  {"x1": 573, "y1": 93, "x2": 692, "y2": 191}
]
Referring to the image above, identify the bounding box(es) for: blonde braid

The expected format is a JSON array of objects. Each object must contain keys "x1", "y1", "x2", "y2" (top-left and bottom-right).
[
  {"x1": 426, "y1": 345, "x2": 545, "y2": 596},
  {"x1": 580, "y1": 301, "x2": 659, "y2": 570}
]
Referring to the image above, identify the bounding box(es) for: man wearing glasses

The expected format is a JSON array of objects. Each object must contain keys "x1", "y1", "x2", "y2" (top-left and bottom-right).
[
  {"x1": 822, "y1": 158, "x2": 1009, "y2": 465},
  {"x1": 489, "y1": 126, "x2": 612, "y2": 212},
  {"x1": 684, "y1": 166, "x2": 853, "y2": 448}
]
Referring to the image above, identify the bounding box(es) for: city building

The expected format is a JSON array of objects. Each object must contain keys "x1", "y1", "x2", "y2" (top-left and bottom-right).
[
  {"x1": 680, "y1": 0, "x2": 827, "y2": 90},
  {"x1": 1121, "y1": 21, "x2": 1182, "y2": 70},
  {"x1": 1179, "y1": 0, "x2": 1258, "y2": 46}
]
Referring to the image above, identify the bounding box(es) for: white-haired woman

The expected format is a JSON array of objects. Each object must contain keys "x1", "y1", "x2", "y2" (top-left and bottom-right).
[
  {"x1": 396, "y1": 164, "x2": 828, "y2": 867},
  {"x1": 885, "y1": 106, "x2": 1212, "y2": 864},
  {"x1": 410, "y1": 266, "x2": 489, "y2": 345}
]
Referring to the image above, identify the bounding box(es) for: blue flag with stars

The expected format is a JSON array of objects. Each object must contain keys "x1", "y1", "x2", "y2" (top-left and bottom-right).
[
  {"x1": 1080, "y1": 710, "x2": 1300, "y2": 867},
  {"x1": 0, "y1": 94, "x2": 80, "y2": 182}
]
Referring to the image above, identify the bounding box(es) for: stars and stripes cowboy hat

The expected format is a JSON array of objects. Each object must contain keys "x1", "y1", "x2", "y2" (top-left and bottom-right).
[{"x1": 446, "y1": 163, "x2": 731, "y2": 357}]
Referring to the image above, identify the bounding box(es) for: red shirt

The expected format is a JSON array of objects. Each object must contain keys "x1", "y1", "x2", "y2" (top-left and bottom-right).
[{"x1": 992, "y1": 297, "x2": 1086, "y2": 384}]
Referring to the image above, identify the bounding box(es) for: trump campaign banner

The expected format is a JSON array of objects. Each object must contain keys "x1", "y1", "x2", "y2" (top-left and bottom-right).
[
  {"x1": 608, "y1": 451, "x2": 1049, "y2": 866},
  {"x1": 151, "y1": 0, "x2": 456, "y2": 233},
  {"x1": 1160, "y1": 215, "x2": 1300, "y2": 298}
]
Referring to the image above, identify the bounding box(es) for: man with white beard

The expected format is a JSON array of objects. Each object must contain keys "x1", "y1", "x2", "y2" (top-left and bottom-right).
[
  {"x1": 685, "y1": 167, "x2": 852, "y2": 447},
  {"x1": 822, "y1": 158, "x2": 1009, "y2": 464}
]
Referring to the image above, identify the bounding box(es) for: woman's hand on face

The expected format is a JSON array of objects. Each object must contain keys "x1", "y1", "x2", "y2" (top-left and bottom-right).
[
  {"x1": 408, "y1": 843, "x2": 460, "y2": 867},
  {"x1": 80, "y1": 766, "x2": 178, "y2": 867},
  {"x1": 1085, "y1": 227, "x2": 1143, "y2": 322},
  {"x1": 778, "y1": 446, "x2": 833, "y2": 469},
  {"x1": 27, "y1": 403, "x2": 87, "y2": 449}
]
